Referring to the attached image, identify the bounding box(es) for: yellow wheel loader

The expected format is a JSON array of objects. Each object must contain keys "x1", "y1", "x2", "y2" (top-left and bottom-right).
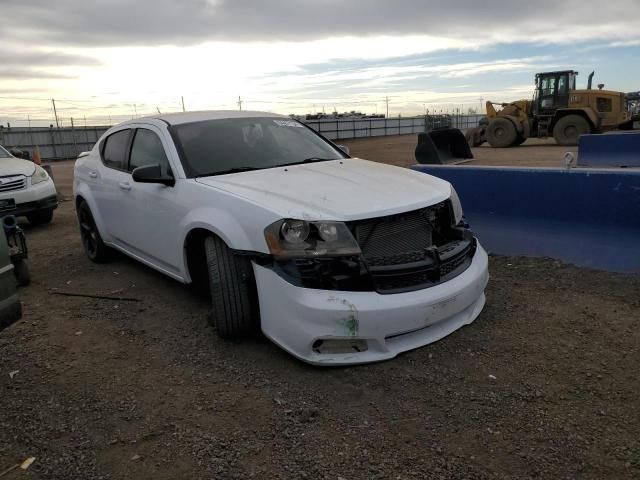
[{"x1": 466, "y1": 70, "x2": 637, "y2": 147}]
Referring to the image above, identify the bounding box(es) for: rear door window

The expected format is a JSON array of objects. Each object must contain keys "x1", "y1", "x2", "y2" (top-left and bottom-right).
[{"x1": 101, "y1": 129, "x2": 131, "y2": 170}]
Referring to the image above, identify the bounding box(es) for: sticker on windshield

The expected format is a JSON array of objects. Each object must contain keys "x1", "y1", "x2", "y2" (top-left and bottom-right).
[{"x1": 273, "y1": 120, "x2": 303, "y2": 128}]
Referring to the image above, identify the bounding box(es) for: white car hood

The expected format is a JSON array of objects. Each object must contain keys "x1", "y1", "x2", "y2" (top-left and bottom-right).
[
  {"x1": 0, "y1": 157, "x2": 35, "y2": 177},
  {"x1": 195, "y1": 158, "x2": 452, "y2": 220}
]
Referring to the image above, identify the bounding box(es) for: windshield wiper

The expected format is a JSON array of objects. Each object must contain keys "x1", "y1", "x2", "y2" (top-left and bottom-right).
[
  {"x1": 196, "y1": 166, "x2": 263, "y2": 177},
  {"x1": 276, "y1": 157, "x2": 338, "y2": 167}
]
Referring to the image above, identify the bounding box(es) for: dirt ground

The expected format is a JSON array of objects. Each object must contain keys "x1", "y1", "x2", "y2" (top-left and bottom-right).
[
  {"x1": 1, "y1": 156, "x2": 639, "y2": 480},
  {"x1": 341, "y1": 135, "x2": 577, "y2": 168}
]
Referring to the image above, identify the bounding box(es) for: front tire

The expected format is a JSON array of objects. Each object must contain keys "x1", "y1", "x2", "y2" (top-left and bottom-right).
[
  {"x1": 77, "y1": 201, "x2": 110, "y2": 263},
  {"x1": 553, "y1": 115, "x2": 591, "y2": 146},
  {"x1": 205, "y1": 236, "x2": 259, "y2": 339},
  {"x1": 486, "y1": 118, "x2": 518, "y2": 148},
  {"x1": 27, "y1": 209, "x2": 53, "y2": 226}
]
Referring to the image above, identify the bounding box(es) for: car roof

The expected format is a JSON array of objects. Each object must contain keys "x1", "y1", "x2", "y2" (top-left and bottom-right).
[{"x1": 146, "y1": 110, "x2": 286, "y2": 126}]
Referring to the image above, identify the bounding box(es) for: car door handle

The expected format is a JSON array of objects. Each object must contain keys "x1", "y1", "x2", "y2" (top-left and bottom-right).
[
  {"x1": 88, "y1": 171, "x2": 98, "y2": 178},
  {"x1": 118, "y1": 181, "x2": 131, "y2": 191}
]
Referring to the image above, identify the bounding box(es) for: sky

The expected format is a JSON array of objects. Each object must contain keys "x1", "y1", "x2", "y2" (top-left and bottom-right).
[{"x1": 1, "y1": 0, "x2": 639, "y2": 126}]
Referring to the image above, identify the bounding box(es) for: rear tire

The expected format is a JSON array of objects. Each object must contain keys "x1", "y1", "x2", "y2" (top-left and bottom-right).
[
  {"x1": 27, "y1": 209, "x2": 53, "y2": 226},
  {"x1": 553, "y1": 115, "x2": 591, "y2": 146},
  {"x1": 486, "y1": 118, "x2": 518, "y2": 148},
  {"x1": 204, "y1": 236, "x2": 259, "y2": 339},
  {"x1": 77, "y1": 201, "x2": 110, "y2": 263}
]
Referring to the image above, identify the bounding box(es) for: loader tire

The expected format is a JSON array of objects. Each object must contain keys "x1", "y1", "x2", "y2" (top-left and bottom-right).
[
  {"x1": 465, "y1": 127, "x2": 485, "y2": 147},
  {"x1": 513, "y1": 134, "x2": 527, "y2": 146},
  {"x1": 486, "y1": 118, "x2": 518, "y2": 148},
  {"x1": 204, "y1": 235, "x2": 259, "y2": 339},
  {"x1": 553, "y1": 115, "x2": 591, "y2": 146}
]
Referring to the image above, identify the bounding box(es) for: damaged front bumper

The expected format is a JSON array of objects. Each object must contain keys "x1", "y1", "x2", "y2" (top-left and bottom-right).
[{"x1": 254, "y1": 242, "x2": 489, "y2": 365}]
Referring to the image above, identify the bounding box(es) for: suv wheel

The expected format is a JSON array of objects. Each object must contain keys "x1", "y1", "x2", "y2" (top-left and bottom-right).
[
  {"x1": 13, "y1": 259, "x2": 30, "y2": 286},
  {"x1": 27, "y1": 209, "x2": 53, "y2": 226},
  {"x1": 77, "y1": 201, "x2": 110, "y2": 263},
  {"x1": 204, "y1": 235, "x2": 259, "y2": 339}
]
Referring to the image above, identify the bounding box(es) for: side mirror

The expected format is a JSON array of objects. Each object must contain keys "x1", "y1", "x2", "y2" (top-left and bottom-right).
[
  {"x1": 9, "y1": 148, "x2": 30, "y2": 160},
  {"x1": 132, "y1": 164, "x2": 175, "y2": 187},
  {"x1": 337, "y1": 144, "x2": 350, "y2": 155}
]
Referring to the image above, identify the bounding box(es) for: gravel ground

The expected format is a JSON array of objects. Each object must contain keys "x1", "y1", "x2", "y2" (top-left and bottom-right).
[{"x1": 0, "y1": 159, "x2": 638, "y2": 480}]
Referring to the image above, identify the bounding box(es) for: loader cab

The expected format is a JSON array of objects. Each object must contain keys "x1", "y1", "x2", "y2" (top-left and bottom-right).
[{"x1": 534, "y1": 70, "x2": 577, "y2": 115}]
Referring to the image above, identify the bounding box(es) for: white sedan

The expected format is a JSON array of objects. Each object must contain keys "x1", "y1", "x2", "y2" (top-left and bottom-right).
[
  {"x1": 73, "y1": 111, "x2": 488, "y2": 365},
  {"x1": 0, "y1": 145, "x2": 57, "y2": 224}
]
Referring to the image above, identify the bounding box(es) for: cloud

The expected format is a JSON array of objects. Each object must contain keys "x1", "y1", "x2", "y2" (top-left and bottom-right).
[
  {"x1": 1, "y1": 0, "x2": 639, "y2": 47},
  {"x1": 0, "y1": 51, "x2": 101, "y2": 69},
  {"x1": 0, "y1": 68, "x2": 73, "y2": 80},
  {"x1": 255, "y1": 56, "x2": 557, "y2": 96}
]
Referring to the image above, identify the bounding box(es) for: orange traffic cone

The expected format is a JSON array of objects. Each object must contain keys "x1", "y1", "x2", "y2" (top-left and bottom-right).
[{"x1": 33, "y1": 146, "x2": 42, "y2": 165}]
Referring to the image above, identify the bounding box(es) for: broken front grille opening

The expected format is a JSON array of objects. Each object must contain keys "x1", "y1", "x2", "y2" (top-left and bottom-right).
[
  {"x1": 312, "y1": 339, "x2": 369, "y2": 355},
  {"x1": 349, "y1": 202, "x2": 475, "y2": 294}
]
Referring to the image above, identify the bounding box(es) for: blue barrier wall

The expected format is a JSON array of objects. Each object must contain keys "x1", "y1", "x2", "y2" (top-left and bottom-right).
[
  {"x1": 578, "y1": 132, "x2": 640, "y2": 168},
  {"x1": 411, "y1": 165, "x2": 640, "y2": 273}
]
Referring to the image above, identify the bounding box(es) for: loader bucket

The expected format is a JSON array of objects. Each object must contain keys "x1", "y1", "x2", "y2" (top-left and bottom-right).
[
  {"x1": 415, "y1": 129, "x2": 474, "y2": 165},
  {"x1": 577, "y1": 132, "x2": 640, "y2": 168}
]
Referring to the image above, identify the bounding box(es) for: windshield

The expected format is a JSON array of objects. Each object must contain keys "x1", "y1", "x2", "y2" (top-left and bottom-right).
[
  {"x1": 0, "y1": 145, "x2": 12, "y2": 158},
  {"x1": 170, "y1": 117, "x2": 346, "y2": 177}
]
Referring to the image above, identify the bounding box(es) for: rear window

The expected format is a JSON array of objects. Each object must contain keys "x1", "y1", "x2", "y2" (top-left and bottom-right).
[{"x1": 101, "y1": 129, "x2": 131, "y2": 170}]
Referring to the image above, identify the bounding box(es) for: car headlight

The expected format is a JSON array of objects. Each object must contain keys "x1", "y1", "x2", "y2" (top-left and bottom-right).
[
  {"x1": 265, "y1": 219, "x2": 361, "y2": 258},
  {"x1": 449, "y1": 185, "x2": 464, "y2": 225},
  {"x1": 31, "y1": 165, "x2": 49, "y2": 185}
]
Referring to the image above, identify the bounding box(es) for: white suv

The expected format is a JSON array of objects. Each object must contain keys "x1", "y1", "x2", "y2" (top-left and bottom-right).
[
  {"x1": 73, "y1": 111, "x2": 489, "y2": 365},
  {"x1": 0, "y1": 145, "x2": 58, "y2": 224}
]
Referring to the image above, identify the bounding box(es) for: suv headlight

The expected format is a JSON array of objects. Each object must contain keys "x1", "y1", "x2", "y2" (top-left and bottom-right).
[
  {"x1": 31, "y1": 165, "x2": 50, "y2": 185},
  {"x1": 265, "y1": 219, "x2": 361, "y2": 258},
  {"x1": 450, "y1": 185, "x2": 464, "y2": 225}
]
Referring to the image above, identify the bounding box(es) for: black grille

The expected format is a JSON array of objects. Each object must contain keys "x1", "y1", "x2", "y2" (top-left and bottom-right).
[
  {"x1": 353, "y1": 203, "x2": 448, "y2": 266},
  {"x1": 349, "y1": 204, "x2": 475, "y2": 294},
  {"x1": 369, "y1": 240, "x2": 475, "y2": 294}
]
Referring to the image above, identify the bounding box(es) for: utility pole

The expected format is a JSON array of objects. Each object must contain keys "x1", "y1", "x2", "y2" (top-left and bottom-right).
[
  {"x1": 237, "y1": 96, "x2": 243, "y2": 111},
  {"x1": 70, "y1": 117, "x2": 78, "y2": 155},
  {"x1": 181, "y1": 96, "x2": 186, "y2": 112},
  {"x1": 133, "y1": 104, "x2": 138, "y2": 117},
  {"x1": 385, "y1": 96, "x2": 389, "y2": 118},
  {"x1": 51, "y1": 98, "x2": 59, "y2": 128},
  {"x1": 478, "y1": 97, "x2": 484, "y2": 113}
]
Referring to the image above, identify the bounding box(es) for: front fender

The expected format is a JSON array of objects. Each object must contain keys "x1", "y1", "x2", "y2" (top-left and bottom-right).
[{"x1": 179, "y1": 206, "x2": 277, "y2": 281}]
